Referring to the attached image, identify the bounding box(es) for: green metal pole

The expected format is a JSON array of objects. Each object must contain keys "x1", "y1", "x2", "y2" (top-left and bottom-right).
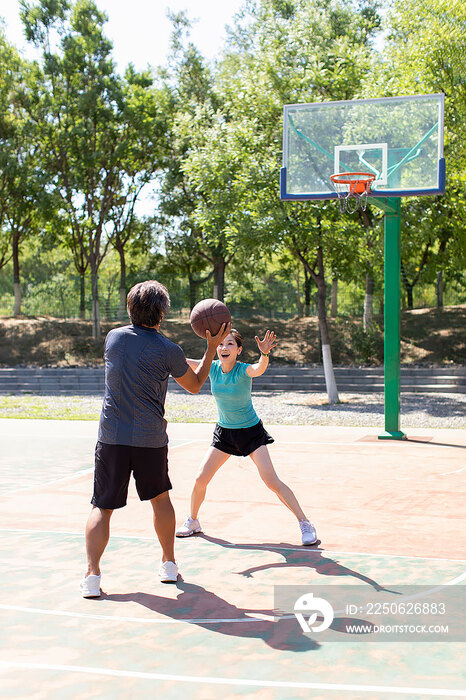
[{"x1": 379, "y1": 197, "x2": 406, "y2": 440}]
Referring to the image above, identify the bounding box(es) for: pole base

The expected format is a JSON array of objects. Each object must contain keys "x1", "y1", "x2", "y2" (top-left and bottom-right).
[{"x1": 378, "y1": 430, "x2": 407, "y2": 441}]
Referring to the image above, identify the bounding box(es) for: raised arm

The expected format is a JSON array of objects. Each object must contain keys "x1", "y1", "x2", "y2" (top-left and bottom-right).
[
  {"x1": 174, "y1": 323, "x2": 231, "y2": 394},
  {"x1": 186, "y1": 359, "x2": 201, "y2": 370},
  {"x1": 246, "y1": 330, "x2": 278, "y2": 378}
]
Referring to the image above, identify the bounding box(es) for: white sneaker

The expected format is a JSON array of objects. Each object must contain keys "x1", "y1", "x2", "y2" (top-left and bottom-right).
[
  {"x1": 299, "y1": 520, "x2": 318, "y2": 546},
  {"x1": 159, "y1": 560, "x2": 178, "y2": 583},
  {"x1": 176, "y1": 516, "x2": 202, "y2": 537},
  {"x1": 80, "y1": 574, "x2": 101, "y2": 598}
]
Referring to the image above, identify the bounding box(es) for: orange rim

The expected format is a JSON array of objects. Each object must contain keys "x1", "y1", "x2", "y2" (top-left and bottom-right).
[
  {"x1": 330, "y1": 171, "x2": 376, "y2": 184},
  {"x1": 330, "y1": 172, "x2": 376, "y2": 196}
]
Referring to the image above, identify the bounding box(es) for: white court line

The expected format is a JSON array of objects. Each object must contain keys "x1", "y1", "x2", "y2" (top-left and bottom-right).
[
  {"x1": 0, "y1": 528, "x2": 465, "y2": 563},
  {"x1": 169, "y1": 439, "x2": 204, "y2": 447},
  {"x1": 1, "y1": 572, "x2": 465, "y2": 626},
  {"x1": 0, "y1": 661, "x2": 464, "y2": 696},
  {"x1": 0, "y1": 603, "x2": 272, "y2": 625},
  {"x1": 440, "y1": 464, "x2": 466, "y2": 476},
  {"x1": 7, "y1": 468, "x2": 95, "y2": 495},
  {"x1": 2, "y1": 438, "x2": 201, "y2": 495}
]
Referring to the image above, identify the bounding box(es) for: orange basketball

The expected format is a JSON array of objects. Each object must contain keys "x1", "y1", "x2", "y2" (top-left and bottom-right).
[
  {"x1": 353, "y1": 181, "x2": 367, "y2": 194},
  {"x1": 190, "y1": 299, "x2": 231, "y2": 338}
]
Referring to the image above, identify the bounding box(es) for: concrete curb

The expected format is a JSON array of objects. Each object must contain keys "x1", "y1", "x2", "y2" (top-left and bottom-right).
[{"x1": 0, "y1": 366, "x2": 464, "y2": 395}]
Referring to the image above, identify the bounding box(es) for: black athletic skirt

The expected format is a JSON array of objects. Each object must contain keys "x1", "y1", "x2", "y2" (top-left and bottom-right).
[{"x1": 211, "y1": 420, "x2": 274, "y2": 457}]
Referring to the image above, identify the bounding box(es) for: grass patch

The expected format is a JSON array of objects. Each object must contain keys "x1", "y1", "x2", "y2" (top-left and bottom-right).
[
  {"x1": 0, "y1": 395, "x2": 102, "y2": 420},
  {"x1": 0, "y1": 395, "x2": 212, "y2": 422}
]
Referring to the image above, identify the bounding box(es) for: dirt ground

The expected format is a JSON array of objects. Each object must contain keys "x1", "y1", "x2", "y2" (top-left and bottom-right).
[{"x1": 0, "y1": 305, "x2": 464, "y2": 367}]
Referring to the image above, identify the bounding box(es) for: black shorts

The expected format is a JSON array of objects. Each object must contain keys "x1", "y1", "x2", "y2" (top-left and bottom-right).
[
  {"x1": 211, "y1": 420, "x2": 274, "y2": 457},
  {"x1": 91, "y1": 441, "x2": 172, "y2": 510}
]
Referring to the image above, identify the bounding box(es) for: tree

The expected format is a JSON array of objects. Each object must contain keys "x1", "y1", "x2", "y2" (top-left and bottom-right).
[
  {"x1": 400, "y1": 192, "x2": 466, "y2": 309},
  {"x1": 355, "y1": 206, "x2": 384, "y2": 329},
  {"x1": 210, "y1": 0, "x2": 381, "y2": 401},
  {"x1": 0, "y1": 31, "x2": 19, "y2": 276},
  {"x1": 180, "y1": 106, "x2": 267, "y2": 301},
  {"x1": 366, "y1": 0, "x2": 466, "y2": 308},
  {"x1": 157, "y1": 14, "x2": 235, "y2": 303},
  {"x1": 381, "y1": 0, "x2": 466, "y2": 169},
  {"x1": 21, "y1": 0, "x2": 166, "y2": 337},
  {"x1": 107, "y1": 67, "x2": 171, "y2": 319},
  {"x1": 21, "y1": 0, "x2": 120, "y2": 335},
  {"x1": 0, "y1": 29, "x2": 53, "y2": 315}
]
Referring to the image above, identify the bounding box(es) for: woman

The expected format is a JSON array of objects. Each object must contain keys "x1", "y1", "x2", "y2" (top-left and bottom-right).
[{"x1": 176, "y1": 328, "x2": 317, "y2": 545}]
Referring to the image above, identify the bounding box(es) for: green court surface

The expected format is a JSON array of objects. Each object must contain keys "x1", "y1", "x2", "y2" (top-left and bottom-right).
[{"x1": 0, "y1": 419, "x2": 465, "y2": 699}]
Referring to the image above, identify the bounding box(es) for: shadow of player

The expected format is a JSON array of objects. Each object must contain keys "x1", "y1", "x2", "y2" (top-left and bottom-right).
[
  {"x1": 198, "y1": 534, "x2": 399, "y2": 594},
  {"x1": 104, "y1": 580, "x2": 320, "y2": 652}
]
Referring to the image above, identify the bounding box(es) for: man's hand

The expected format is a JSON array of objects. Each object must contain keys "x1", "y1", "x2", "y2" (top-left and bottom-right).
[
  {"x1": 206, "y1": 322, "x2": 231, "y2": 354},
  {"x1": 174, "y1": 322, "x2": 231, "y2": 395}
]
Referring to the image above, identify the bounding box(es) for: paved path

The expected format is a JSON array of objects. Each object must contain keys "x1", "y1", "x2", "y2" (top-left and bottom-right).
[{"x1": 164, "y1": 390, "x2": 466, "y2": 430}]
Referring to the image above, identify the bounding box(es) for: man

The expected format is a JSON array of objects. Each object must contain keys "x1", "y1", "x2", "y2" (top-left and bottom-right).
[{"x1": 80, "y1": 280, "x2": 230, "y2": 596}]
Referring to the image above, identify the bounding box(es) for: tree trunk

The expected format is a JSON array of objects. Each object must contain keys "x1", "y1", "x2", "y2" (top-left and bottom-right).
[
  {"x1": 406, "y1": 285, "x2": 414, "y2": 310},
  {"x1": 80, "y1": 274, "x2": 86, "y2": 319},
  {"x1": 304, "y1": 267, "x2": 312, "y2": 316},
  {"x1": 436, "y1": 270, "x2": 443, "y2": 309},
  {"x1": 188, "y1": 274, "x2": 197, "y2": 310},
  {"x1": 379, "y1": 297, "x2": 384, "y2": 317},
  {"x1": 105, "y1": 290, "x2": 112, "y2": 320},
  {"x1": 118, "y1": 287, "x2": 126, "y2": 321},
  {"x1": 91, "y1": 270, "x2": 101, "y2": 340},
  {"x1": 213, "y1": 259, "x2": 226, "y2": 301},
  {"x1": 363, "y1": 273, "x2": 374, "y2": 330},
  {"x1": 289, "y1": 234, "x2": 339, "y2": 404},
  {"x1": 330, "y1": 276, "x2": 338, "y2": 318},
  {"x1": 13, "y1": 282, "x2": 21, "y2": 317},
  {"x1": 12, "y1": 231, "x2": 21, "y2": 317},
  {"x1": 316, "y1": 261, "x2": 339, "y2": 404},
  {"x1": 117, "y1": 246, "x2": 127, "y2": 322},
  {"x1": 296, "y1": 265, "x2": 303, "y2": 317},
  {"x1": 59, "y1": 286, "x2": 67, "y2": 320}
]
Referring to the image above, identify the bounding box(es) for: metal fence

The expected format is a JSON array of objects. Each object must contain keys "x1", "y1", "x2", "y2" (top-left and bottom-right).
[{"x1": 0, "y1": 278, "x2": 464, "y2": 321}]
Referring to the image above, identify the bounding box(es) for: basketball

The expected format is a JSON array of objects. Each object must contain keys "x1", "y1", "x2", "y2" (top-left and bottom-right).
[{"x1": 190, "y1": 299, "x2": 231, "y2": 338}]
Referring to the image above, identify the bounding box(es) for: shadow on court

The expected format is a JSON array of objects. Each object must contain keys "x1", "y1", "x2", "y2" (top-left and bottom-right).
[
  {"x1": 199, "y1": 534, "x2": 400, "y2": 593},
  {"x1": 104, "y1": 582, "x2": 321, "y2": 652}
]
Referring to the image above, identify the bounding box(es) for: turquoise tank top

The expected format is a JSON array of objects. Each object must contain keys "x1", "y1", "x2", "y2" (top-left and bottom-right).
[{"x1": 208, "y1": 360, "x2": 260, "y2": 429}]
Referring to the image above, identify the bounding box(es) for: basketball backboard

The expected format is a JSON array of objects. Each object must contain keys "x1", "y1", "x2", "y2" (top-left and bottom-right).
[{"x1": 280, "y1": 94, "x2": 445, "y2": 200}]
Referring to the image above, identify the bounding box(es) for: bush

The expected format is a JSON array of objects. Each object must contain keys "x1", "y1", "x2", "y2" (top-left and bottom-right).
[{"x1": 348, "y1": 322, "x2": 384, "y2": 364}]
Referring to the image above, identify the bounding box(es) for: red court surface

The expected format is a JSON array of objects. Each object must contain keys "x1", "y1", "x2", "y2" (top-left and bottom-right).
[{"x1": 0, "y1": 418, "x2": 465, "y2": 699}]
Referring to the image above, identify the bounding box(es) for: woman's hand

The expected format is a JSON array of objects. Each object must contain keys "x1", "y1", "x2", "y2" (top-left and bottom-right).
[{"x1": 255, "y1": 330, "x2": 278, "y2": 356}]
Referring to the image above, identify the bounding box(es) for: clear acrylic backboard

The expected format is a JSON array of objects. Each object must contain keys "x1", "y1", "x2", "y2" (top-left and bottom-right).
[{"x1": 280, "y1": 94, "x2": 445, "y2": 200}]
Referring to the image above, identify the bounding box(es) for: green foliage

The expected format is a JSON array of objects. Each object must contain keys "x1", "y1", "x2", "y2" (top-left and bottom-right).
[
  {"x1": 346, "y1": 320, "x2": 384, "y2": 364},
  {"x1": 0, "y1": 0, "x2": 464, "y2": 329}
]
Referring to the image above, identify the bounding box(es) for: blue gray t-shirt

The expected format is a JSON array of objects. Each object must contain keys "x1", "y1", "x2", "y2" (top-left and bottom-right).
[{"x1": 98, "y1": 324, "x2": 189, "y2": 448}]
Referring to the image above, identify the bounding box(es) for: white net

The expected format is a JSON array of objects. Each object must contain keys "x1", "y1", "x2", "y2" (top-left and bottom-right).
[{"x1": 330, "y1": 172, "x2": 375, "y2": 213}]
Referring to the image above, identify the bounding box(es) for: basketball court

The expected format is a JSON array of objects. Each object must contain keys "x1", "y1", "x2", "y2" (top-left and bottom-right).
[
  {"x1": 1, "y1": 417, "x2": 465, "y2": 699},
  {"x1": 1, "y1": 90, "x2": 461, "y2": 699}
]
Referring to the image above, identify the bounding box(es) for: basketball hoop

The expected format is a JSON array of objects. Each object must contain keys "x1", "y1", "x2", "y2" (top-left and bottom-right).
[{"x1": 330, "y1": 172, "x2": 376, "y2": 213}]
